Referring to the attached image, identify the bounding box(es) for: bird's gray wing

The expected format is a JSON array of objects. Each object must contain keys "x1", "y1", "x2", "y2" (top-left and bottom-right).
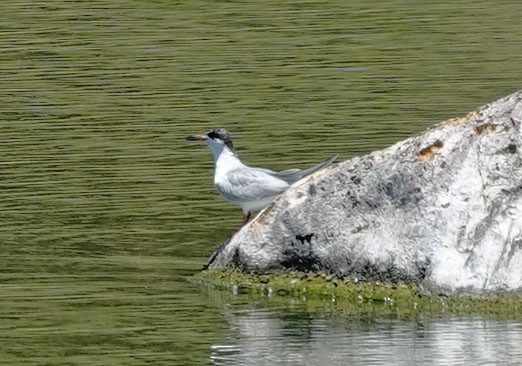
[
  {"x1": 276, "y1": 168, "x2": 302, "y2": 176},
  {"x1": 218, "y1": 167, "x2": 290, "y2": 203},
  {"x1": 269, "y1": 154, "x2": 339, "y2": 184}
]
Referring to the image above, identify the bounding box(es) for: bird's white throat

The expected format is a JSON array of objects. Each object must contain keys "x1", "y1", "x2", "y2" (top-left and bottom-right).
[{"x1": 206, "y1": 141, "x2": 245, "y2": 184}]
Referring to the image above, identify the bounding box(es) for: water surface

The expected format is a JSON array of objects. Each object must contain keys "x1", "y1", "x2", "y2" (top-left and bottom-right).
[{"x1": 1, "y1": 0, "x2": 522, "y2": 364}]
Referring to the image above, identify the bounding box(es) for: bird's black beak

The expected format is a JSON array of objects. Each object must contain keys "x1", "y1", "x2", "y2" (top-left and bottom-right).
[{"x1": 185, "y1": 134, "x2": 207, "y2": 141}]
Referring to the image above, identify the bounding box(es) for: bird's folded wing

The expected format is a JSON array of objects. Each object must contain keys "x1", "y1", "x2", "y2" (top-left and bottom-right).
[
  {"x1": 275, "y1": 168, "x2": 302, "y2": 176},
  {"x1": 271, "y1": 154, "x2": 338, "y2": 183},
  {"x1": 223, "y1": 168, "x2": 290, "y2": 202}
]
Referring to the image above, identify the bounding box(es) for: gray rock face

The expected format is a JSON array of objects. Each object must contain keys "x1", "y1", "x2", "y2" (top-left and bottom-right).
[{"x1": 207, "y1": 91, "x2": 522, "y2": 296}]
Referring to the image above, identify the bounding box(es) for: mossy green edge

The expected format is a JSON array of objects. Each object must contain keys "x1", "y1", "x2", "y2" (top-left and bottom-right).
[{"x1": 191, "y1": 269, "x2": 522, "y2": 318}]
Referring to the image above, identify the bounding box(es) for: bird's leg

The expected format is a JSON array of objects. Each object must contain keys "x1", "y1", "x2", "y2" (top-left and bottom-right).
[
  {"x1": 240, "y1": 211, "x2": 251, "y2": 226},
  {"x1": 232, "y1": 212, "x2": 251, "y2": 238}
]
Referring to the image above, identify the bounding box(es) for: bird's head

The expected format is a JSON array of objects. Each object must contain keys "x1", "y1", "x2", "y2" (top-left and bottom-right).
[{"x1": 186, "y1": 128, "x2": 234, "y2": 152}]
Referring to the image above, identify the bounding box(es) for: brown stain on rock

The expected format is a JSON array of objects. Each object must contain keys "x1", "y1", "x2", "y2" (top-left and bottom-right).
[
  {"x1": 417, "y1": 139, "x2": 444, "y2": 161},
  {"x1": 251, "y1": 201, "x2": 277, "y2": 229},
  {"x1": 474, "y1": 123, "x2": 496, "y2": 135},
  {"x1": 444, "y1": 111, "x2": 478, "y2": 126}
]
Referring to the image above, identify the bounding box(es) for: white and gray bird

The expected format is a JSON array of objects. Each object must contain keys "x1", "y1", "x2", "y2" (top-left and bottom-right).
[{"x1": 186, "y1": 128, "x2": 338, "y2": 225}]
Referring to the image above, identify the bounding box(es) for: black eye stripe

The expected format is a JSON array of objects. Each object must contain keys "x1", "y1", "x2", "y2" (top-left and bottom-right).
[
  {"x1": 207, "y1": 129, "x2": 229, "y2": 141},
  {"x1": 206, "y1": 128, "x2": 235, "y2": 150}
]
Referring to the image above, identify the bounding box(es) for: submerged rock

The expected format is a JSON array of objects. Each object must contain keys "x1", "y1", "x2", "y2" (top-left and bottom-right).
[{"x1": 206, "y1": 90, "x2": 522, "y2": 296}]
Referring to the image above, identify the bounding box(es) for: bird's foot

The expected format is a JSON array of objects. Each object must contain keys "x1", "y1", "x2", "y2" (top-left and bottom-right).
[
  {"x1": 240, "y1": 212, "x2": 251, "y2": 226},
  {"x1": 231, "y1": 212, "x2": 251, "y2": 238}
]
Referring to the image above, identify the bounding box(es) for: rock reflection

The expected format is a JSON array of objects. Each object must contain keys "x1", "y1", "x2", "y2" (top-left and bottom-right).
[{"x1": 210, "y1": 308, "x2": 522, "y2": 365}]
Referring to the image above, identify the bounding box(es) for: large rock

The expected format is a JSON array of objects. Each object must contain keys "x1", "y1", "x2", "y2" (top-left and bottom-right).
[{"x1": 206, "y1": 91, "x2": 522, "y2": 296}]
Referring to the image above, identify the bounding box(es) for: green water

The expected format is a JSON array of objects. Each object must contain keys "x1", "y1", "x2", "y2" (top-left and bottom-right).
[{"x1": 1, "y1": 0, "x2": 522, "y2": 364}]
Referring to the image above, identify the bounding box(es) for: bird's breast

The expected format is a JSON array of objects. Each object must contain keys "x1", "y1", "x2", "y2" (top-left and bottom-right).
[{"x1": 214, "y1": 179, "x2": 240, "y2": 203}]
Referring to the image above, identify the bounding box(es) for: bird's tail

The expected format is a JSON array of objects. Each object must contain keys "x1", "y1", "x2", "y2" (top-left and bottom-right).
[{"x1": 276, "y1": 154, "x2": 339, "y2": 183}]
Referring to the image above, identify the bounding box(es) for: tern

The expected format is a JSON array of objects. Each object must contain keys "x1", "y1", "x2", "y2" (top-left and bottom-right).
[{"x1": 186, "y1": 128, "x2": 338, "y2": 225}]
